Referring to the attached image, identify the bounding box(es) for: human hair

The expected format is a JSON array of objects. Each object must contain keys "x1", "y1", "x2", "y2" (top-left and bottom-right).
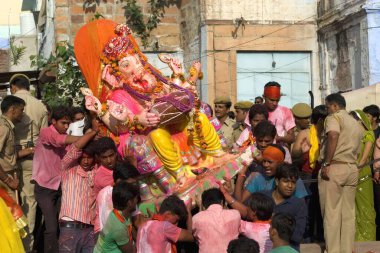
[
  {"x1": 253, "y1": 120, "x2": 277, "y2": 139},
  {"x1": 363, "y1": 104, "x2": 380, "y2": 123},
  {"x1": 51, "y1": 106, "x2": 73, "y2": 121},
  {"x1": 228, "y1": 111, "x2": 235, "y2": 119},
  {"x1": 82, "y1": 141, "x2": 96, "y2": 157},
  {"x1": 10, "y1": 75, "x2": 30, "y2": 90},
  {"x1": 275, "y1": 164, "x2": 299, "y2": 181},
  {"x1": 311, "y1": 105, "x2": 328, "y2": 125},
  {"x1": 264, "y1": 81, "x2": 281, "y2": 88},
  {"x1": 201, "y1": 188, "x2": 225, "y2": 209},
  {"x1": 112, "y1": 181, "x2": 140, "y2": 210},
  {"x1": 0, "y1": 95, "x2": 25, "y2": 113},
  {"x1": 255, "y1": 96, "x2": 263, "y2": 102},
  {"x1": 325, "y1": 93, "x2": 346, "y2": 108},
  {"x1": 93, "y1": 137, "x2": 117, "y2": 156},
  {"x1": 247, "y1": 192, "x2": 274, "y2": 221},
  {"x1": 71, "y1": 106, "x2": 85, "y2": 116},
  {"x1": 248, "y1": 104, "x2": 269, "y2": 121},
  {"x1": 227, "y1": 237, "x2": 260, "y2": 253},
  {"x1": 271, "y1": 213, "x2": 296, "y2": 242},
  {"x1": 159, "y1": 195, "x2": 188, "y2": 222},
  {"x1": 113, "y1": 161, "x2": 140, "y2": 183}
]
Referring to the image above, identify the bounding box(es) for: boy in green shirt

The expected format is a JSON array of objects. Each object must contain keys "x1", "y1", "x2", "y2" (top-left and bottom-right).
[
  {"x1": 94, "y1": 181, "x2": 140, "y2": 253},
  {"x1": 269, "y1": 213, "x2": 298, "y2": 253}
]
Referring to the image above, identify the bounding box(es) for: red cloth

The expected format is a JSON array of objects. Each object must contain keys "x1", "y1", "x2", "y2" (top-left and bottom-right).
[{"x1": 263, "y1": 86, "x2": 281, "y2": 99}]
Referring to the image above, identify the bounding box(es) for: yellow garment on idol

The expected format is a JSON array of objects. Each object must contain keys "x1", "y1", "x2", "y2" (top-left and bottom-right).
[
  {"x1": 149, "y1": 113, "x2": 222, "y2": 174},
  {"x1": 0, "y1": 197, "x2": 25, "y2": 253}
]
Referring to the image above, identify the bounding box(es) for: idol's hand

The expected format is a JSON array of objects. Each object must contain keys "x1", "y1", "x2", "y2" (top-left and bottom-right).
[
  {"x1": 84, "y1": 95, "x2": 102, "y2": 114},
  {"x1": 137, "y1": 110, "x2": 160, "y2": 127},
  {"x1": 107, "y1": 100, "x2": 130, "y2": 122}
]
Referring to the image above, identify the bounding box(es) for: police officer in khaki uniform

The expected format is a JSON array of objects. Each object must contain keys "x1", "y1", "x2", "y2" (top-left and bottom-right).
[
  {"x1": 232, "y1": 101, "x2": 253, "y2": 143},
  {"x1": 214, "y1": 96, "x2": 235, "y2": 148},
  {"x1": 318, "y1": 93, "x2": 363, "y2": 253},
  {"x1": 10, "y1": 74, "x2": 48, "y2": 252},
  {"x1": 291, "y1": 103, "x2": 312, "y2": 138}
]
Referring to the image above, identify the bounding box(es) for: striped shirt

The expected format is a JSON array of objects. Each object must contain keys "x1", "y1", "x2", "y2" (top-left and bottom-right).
[{"x1": 59, "y1": 145, "x2": 98, "y2": 224}]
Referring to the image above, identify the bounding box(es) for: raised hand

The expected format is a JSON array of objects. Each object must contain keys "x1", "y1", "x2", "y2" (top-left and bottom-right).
[
  {"x1": 84, "y1": 95, "x2": 102, "y2": 114},
  {"x1": 107, "y1": 100, "x2": 130, "y2": 122}
]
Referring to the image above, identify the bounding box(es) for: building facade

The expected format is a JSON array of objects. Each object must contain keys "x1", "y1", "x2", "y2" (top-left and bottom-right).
[{"x1": 318, "y1": 0, "x2": 380, "y2": 97}]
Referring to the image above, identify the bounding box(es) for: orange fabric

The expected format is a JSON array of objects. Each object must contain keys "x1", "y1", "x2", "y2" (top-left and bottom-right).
[
  {"x1": 113, "y1": 209, "x2": 133, "y2": 242},
  {"x1": 0, "y1": 186, "x2": 23, "y2": 221},
  {"x1": 74, "y1": 19, "x2": 117, "y2": 99},
  {"x1": 263, "y1": 86, "x2": 281, "y2": 99},
  {"x1": 152, "y1": 214, "x2": 177, "y2": 253},
  {"x1": 262, "y1": 146, "x2": 285, "y2": 163}
]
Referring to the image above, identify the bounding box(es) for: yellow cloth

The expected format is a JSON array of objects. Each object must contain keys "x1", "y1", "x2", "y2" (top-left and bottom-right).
[
  {"x1": 0, "y1": 198, "x2": 25, "y2": 253},
  {"x1": 309, "y1": 124, "x2": 319, "y2": 169},
  {"x1": 149, "y1": 113, "x2": 222, "y2": 174}
]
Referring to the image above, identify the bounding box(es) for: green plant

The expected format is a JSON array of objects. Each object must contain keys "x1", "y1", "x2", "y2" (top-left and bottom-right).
[
  {"x1": 123, "y1": 0, "x2": 178, "y2": 47},
  {"x1": 9, "y1": 36, "x2": 27, "y2": 65},
  {"x1": 30, "y1": 42, "x2": 87, "y2": 108}
]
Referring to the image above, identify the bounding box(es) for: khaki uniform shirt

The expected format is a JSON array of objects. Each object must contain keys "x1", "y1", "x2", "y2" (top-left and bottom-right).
[
  {"x1": 320, "y1": 110, "x2": 364, "y2": 164},
  {"x1": 232, "y1": 122, "x2": 245, "y2": 143},
  {"x1": 14, "y1": 90, "x2": 48, "y2": 147},
  {"x1": 0, "y1": 115, "x2": 17, "y2": 172},
  {"x1": 220, "y1": 117, "x2": 236, "y2": 148}
]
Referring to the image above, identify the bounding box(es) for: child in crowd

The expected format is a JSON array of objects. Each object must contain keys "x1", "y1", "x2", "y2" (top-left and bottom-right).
[
  {"x1": 240, "y1": 193, "x2": 275, "y2": 253},
  {"x1": 94, "y1": 162, "x2": 140, "y2": 235},
  {"x1": 269, "y1": 213, "x2": 298, "y2": 253},
  {"x1": 94, "y1": 181, "x2": 140, "y2": 253},
  {"x1": 235, "y1": 104, "x2": 269, "y2": 148},
  {"x1": 227, "y1": 237, "x2": 260, "y2": 253},
  {"x1": 237, "y1": 145, "x2": 308, "y2": 203},
  {"x1": 192, "y1": 188, "x2": 241, "y2": 253},
  {"x1": 93, "y1": 137, "x2": 118, "y2": 197},
  {"x1": 136, "y1": 195, "x2": 194, "y2": 253},
  {"x1": 58, "y1": 130, "x2": 98, "y2": 253}
]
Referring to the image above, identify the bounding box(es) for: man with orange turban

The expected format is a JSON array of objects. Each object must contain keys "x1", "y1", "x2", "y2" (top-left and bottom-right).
[
  {"x1": 234, "y1": 144, "x2": 308, "y2": 203},
  {"x1": 262, "y1": 82, "x2": 296, "y2": 146}
]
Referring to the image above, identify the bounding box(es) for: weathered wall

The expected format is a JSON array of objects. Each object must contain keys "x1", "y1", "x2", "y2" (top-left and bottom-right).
[
  {"x1": 318, "y1": 0, "x2": 370, "y2": 97},
  {"x1": 54, "y1": 0, "x2": 182, "y2": 52},
  {"x1": 200, "y1": 0, "x2": 319, "y2": 105},
  {"x1": 0, "y1": 50, "x2": 10, "y2": 72}
]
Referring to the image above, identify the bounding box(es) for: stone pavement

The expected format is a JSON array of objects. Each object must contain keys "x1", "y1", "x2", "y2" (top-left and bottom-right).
[{"x1": 301, "y1": 242, "x2": 380, "y2": 253}]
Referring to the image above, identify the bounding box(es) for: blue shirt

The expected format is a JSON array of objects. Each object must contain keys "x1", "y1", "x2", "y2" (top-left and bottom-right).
[
  {"x1": 245, "y1": 173, "x2": 309, "y2": 198},
  {"x1": 262, "y1": 190, "x2": 307, "y2": 252}
]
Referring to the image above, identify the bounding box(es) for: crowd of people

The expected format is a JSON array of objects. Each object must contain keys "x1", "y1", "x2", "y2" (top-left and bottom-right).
[{"x1": 1, "y1": 75, "x2": 380, "y2": 253}]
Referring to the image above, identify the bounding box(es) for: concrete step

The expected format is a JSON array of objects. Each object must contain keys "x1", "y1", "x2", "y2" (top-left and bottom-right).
[{"x1": 300, "y1": 242, "x2": 380, "y2": 253}]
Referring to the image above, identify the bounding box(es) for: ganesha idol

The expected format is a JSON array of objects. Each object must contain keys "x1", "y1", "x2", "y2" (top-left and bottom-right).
[{"x1": 74, "y1": 20, "x2": 224, "y2": 198}]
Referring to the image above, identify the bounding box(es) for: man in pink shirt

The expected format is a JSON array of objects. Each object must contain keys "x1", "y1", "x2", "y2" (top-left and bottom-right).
[
  {"x1": 32, "y1": 106, "x2": 80, "y2": 253},
  {"x1": 262, "y1": 82, "x2": 296, "y2": 145},
  {"x1": 93, "y1": 137, "x2": 118, "y2": 197},
  {"x1": 136, "y1": 195, "x2": 194, "y2": 253},
  {"x1": 192, "y1": 188, "x2": 241, "y2": 253}
]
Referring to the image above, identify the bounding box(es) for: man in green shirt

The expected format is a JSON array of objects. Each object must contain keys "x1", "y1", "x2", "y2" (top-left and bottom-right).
[
  {"x1": 269, "y1": 213, "x2": 298, "y2": 253},
  {"x1": 94, "y1": 181, "x2": 140, "y2": 253}
]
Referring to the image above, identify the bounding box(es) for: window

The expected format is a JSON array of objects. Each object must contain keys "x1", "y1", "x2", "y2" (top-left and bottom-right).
[{"x1": 237, "y1": 52, "x2": 312, "y2": 108}]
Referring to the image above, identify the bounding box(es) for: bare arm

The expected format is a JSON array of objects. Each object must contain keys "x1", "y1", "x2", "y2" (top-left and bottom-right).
[
  {"x1": 276, "y1": 128, "x2": 295, "y2": 144},
  {"x1": 220, "y1": 184, "x2": 250, "y2": 219},
  {"x1": 64, "y1": 135, "x2": 81, "y2": 145},
  {"x1": 17, "y1": 147, "x2": 34, "y2": 159},
  {"x1": 291, "y1": 130, "x2": 308, "y2": 158},
  {"x1": 73, "y1": 130, "x2": 98, "y2": 149},
  {"x1": 234, "y1": 166, "x2": 248, "y2": 201}
]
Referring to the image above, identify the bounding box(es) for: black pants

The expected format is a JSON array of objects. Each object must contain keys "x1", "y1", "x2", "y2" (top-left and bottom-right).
[
  {"x1": 374, "y1": 183, "x2": 380, "y2": 241},
  {"x1": 34, "y1": 183, "x2": 61, "y2": 253}
]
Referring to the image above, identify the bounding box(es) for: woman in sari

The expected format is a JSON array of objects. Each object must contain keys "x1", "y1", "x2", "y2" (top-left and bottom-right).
[{"x1": 350, "y1": 109, "x2": 377, "y2": 241}]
